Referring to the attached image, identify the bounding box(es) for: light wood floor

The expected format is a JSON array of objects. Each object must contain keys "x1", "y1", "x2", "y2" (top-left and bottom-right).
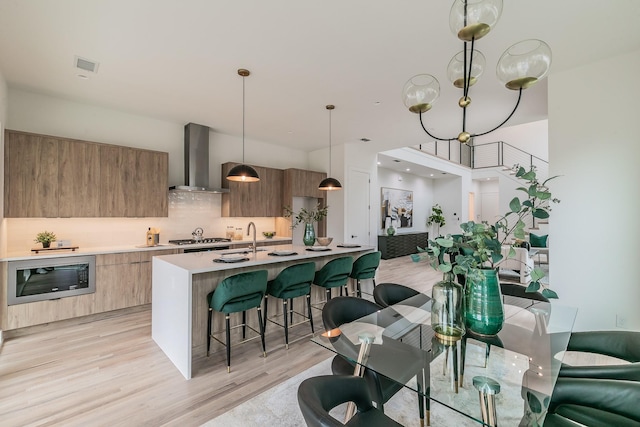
[{"x1": 0, "y1": 255, "x2": 440, "y2": 427}]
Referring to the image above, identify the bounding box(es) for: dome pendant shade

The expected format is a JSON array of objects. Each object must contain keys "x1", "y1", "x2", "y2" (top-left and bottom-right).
[
  {"x1": 226, "y1": 164, "x2": 260, "y2": 182},
  {"x1": 318, "y1": 177, "x2": 342, "y2": 191},
  {"x1": 226, "y1": 68, "x2": 260, "y2": 183},
  {"x1": 319, "y1": 104, "x2": 342, "y2": 191}
]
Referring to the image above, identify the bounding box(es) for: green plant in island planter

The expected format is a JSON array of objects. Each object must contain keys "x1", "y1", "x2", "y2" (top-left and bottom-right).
[
  {"x1": 413, "y1": 165, "x2": 560, "y2": 336},
  {"x1": 34, "y1": 230, "x2": 57, "y2": 248},
  {"x1": 283, "y1": 204, "x2": 329, "y2": 246}
]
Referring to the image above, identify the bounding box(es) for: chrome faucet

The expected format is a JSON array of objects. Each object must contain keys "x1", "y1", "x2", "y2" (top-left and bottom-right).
[{"x1": 247, "y1": 222, "x2": 257, "y2": 254}]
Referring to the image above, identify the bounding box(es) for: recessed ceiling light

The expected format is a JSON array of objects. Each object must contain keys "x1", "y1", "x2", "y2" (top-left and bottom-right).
[
  {"x1": 487, "y1": 177, "x2": 491, "y2": 180},
  {"x1": 393, "y1": 159, "x2": 400, "y2": 163},
  {"x1": 430, "y1": 174, "x2": 434, "y2": 177},
  {"x1": 360, "y1": 138, "x2": 371, "y2": 142},
  {"x1": 406, "y1": 168, "x2": 411, "y2": 172},
  {"x1": 77, "y1": 74, "x2": 89, "y2": 79},
  {"x1": 373, "y1": 101, "x2": 381, "y2": 106},
  {"x1": 377, "y1": 161, "x2": 381, "y2": 165}
]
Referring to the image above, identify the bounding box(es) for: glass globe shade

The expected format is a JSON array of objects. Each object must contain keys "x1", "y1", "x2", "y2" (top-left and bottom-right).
[
  {"x1": 449, "y1": 0, "x2": 503, "y2": 41},
  {"x1": 402, "y1": 74, "x2": 440, "y2": 114},
  {"x1": 496, "y1": 39, "x2": 552, "y2": 90},
  {"x1": 447, "y1": 49, "x2": 486, "y2": 88}
]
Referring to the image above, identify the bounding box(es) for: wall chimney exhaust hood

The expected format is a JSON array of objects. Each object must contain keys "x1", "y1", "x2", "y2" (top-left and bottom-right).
[{"x1": 169, "y1": 123, "x2": 229, "y2": 194}]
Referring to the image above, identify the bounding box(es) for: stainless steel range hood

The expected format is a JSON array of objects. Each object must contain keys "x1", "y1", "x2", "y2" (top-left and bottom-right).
[{"x1": 169, "y1": 123, "x2": 229, "y2": 193}]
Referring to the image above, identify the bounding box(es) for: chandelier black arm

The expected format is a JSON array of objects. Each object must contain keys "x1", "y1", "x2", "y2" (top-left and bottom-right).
[
  {"x1": 419, "y1": 111, "x2": 457, "y2": 142},
  {"x1": 471, "y1": 88, "x2": 523, "y2": 138}
]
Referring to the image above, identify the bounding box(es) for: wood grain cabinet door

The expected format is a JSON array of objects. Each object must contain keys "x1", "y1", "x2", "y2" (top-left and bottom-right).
[
  {"x1": 134, "y1": 150, "x2": 168, "y2": 217},
  {"x1": 4, "y1": 131, "x2": 59, "y2": 217},
  {"x1": 58, "y1": 139, "x2": 101, "y2": 217},
  {"x1": 99, "y1": 145, "x2": 137, "y2": 217}
]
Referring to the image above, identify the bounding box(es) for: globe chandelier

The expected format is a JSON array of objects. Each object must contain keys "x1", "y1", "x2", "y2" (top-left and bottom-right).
[{"x1": 402, "y1": 0, "x2": 552, "y2": 145}]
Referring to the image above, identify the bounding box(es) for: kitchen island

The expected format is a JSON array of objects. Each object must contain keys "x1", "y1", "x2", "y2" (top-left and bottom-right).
[{"x1": 151, "y1": 244, "x2": 373, "y2": 379}]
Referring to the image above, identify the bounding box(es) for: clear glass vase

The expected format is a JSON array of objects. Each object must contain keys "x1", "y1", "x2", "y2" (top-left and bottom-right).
[
  {"x1": 431, "y1": 272, "x2": 465, "y2": 341},
  {"x1": 303, "y1": 223, "x2": 316, "y2": 246}
]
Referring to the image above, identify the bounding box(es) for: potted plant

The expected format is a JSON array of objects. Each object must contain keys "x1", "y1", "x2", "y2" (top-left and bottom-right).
[
  {"x1": 414, "y1": 165, "x2": 560, "y2": 335},
  {"x1": 427, "y1": 204, "x2": 446, "y2": 237},
  {"x1": 34, "y1": 230, "x2": 57, "y2": 248},
  {"x1": 283, "y1": 204, "x2": 329, "y2": 246}
]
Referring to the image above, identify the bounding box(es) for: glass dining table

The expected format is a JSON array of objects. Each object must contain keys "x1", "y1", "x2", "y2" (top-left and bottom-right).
[{"x1": 312, "y1": 293, "x2": 578, "y2": 426}]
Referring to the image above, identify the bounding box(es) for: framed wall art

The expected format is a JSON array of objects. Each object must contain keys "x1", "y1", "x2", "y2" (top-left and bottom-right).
[{"x1": 380, "y1": 187, "x2": 413, "y2": 229}]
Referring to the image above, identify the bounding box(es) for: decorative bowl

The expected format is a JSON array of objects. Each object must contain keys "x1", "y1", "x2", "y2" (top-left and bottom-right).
[
  {"x1": 262, "y1": 231, "x2": 276, "y2": 239},
  {"x1": 316, "y1": 237, "x2": 333, "y2": 246}
]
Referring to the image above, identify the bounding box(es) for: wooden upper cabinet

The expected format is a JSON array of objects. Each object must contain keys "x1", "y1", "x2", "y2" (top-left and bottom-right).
[
  {"x1": 134, "y1": 149, "x2": 168, "y2": 217},
  {"x1": 59, "y1": 139, "x2": 101, "y2": 217},
  {"x1": 4, "y1": 131, "x2": 59, "y2": 217},
  {"x1": 4, "y1": 129, "x2": 168, "y2": 218},
  {"x1": 284, "y1": 168, "x2": 327, "y2": 200},
  {"x1": 221, "y1": 162, "x2": 283, "y2": 217}
]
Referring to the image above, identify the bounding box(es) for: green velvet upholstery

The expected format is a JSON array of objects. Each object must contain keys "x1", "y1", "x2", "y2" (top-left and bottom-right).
[
  {"x1": 264, "y1": 262, "x2": 316, "y2": 347},
  {"x1": 208, "y1": 270, "x2": 268, "y2": 314},
  {"x1": 545, "y1": 377, "x2": 640, "y2": 426},
  {"x1": 559, "y1": 331, "x2": 640, "y2": 381},
  {"x1": 529, "y1": 233, "x2": 548, "y2": 248},
  {"x1": 313, "y1": 257, "x2": 354, "y2": 302},
  {"x1": 267, "y1": 262, "x2": 316, "y2": 300},
  {"x1": 206, "y1": 270, "x2": 268, "y2": 371},
  {"x1": 349, "y1": 251, "x2": 381, "y2": 297},
  {"x1": 298, "y1": 375, "x2": 403, "y2": 427}
]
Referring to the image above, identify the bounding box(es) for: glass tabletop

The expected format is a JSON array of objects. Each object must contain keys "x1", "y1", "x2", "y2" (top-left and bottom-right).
[{"x1": 312, "y1": 294, "x2": 577, "y2": 426}]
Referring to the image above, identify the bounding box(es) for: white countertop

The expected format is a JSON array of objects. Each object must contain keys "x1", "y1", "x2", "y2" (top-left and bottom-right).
[
  {"x1": 0, "y1": 237, "x2": 292, "y2": 262},
  {"x1": 154, "y1": 244, "x2": 374, "y2": 274}
]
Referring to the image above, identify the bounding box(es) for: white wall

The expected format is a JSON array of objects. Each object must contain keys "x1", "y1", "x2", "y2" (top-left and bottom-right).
[
  {"x1": 3, "y1": 88, "x2": 312, "y2": 250},
  {"x1": 549, "y1": 49, "x2": 640, "y2": 331},
  {"x1": 474, "y1": 119, "x2": 549, "y2": 161}
]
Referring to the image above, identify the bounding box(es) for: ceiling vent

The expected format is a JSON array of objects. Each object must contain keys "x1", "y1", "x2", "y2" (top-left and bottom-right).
[{"x1": 74, "y1": 56, "x2": 99, "y2": 74}]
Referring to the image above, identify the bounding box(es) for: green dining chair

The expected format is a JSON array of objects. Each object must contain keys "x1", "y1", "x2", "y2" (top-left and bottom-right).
[
  {"x1": 312, "y1": 256, "x2": 353, "y2": 308},
  {"x1": 348, "y1": 251, "x2": 381, "y2": 297},
  {"x1": 207, "y1": 269, "x2": 268, "y2": 372},
  {"x1": 263, "y1": 262, "x2": 316, "y2": 349}
]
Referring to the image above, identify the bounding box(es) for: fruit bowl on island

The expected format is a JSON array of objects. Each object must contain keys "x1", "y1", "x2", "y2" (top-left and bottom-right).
[{"x1": 262, "y1": 231, "x2": 276, "y2": 239}]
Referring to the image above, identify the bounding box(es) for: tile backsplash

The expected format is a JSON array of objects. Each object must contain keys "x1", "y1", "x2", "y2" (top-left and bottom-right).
[{"x1": 3, "y1": 192, "x2": 279, "y2": 251}]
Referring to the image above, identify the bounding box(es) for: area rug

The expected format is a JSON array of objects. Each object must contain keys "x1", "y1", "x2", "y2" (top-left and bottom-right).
[{"x1": 203, "y1": 355, "x2": 495, "y2": 426}]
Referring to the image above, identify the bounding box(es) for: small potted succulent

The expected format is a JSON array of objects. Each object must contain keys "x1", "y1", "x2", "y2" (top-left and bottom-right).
[{"x1": 34, "y1": 231, "x2": 57, "y2": 248}]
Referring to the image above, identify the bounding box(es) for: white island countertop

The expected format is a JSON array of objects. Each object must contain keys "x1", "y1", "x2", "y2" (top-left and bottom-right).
[{"x1": 154, "y1": 243, "x2": 371, "y2": 274}]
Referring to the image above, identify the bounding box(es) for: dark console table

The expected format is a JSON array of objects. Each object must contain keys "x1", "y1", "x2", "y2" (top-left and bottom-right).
[{"x1": 378, "y1": 232, "x2": 429, "y2": 260}]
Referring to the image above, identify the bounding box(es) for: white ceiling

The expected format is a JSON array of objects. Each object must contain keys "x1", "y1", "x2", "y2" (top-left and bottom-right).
[{"x1": 1, "y1": 0, "x2": 639, "y2": 156}]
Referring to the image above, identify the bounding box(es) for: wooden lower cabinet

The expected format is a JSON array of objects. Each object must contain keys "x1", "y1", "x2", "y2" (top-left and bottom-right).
[{"x1": 1, "y1": 249, "x2": 177, "y2": 330}]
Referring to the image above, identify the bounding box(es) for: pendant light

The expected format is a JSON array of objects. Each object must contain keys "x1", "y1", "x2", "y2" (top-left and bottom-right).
[
  {"x1": 226, "y1": 68, "x2": 260, "y2": 182},
  {"x1": 318, "y1": 105, "x2": 342, "y2": 191}
]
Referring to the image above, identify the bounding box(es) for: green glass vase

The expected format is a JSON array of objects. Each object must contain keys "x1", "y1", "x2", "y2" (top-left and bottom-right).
[
  {"x1": 464, "y1": 268, "x2": 504, "y2": 336},
  {"x1": 303, "y1": 223, "x2": 316, "y2": 246}
]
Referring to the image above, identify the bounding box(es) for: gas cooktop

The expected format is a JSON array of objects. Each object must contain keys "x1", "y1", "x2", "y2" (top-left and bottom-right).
[{"x1": 168, "y1": 237, "x2": 231, "y2": 245}]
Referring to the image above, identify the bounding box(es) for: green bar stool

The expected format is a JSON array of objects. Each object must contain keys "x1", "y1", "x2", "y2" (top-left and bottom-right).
[
  {"x1": 263, "y1": 262, "x2": 316, "y2": 349},
  {"x1": 312, "y1": 256, "x2": 353, "y2": 309},
  {"x1": 349, "y1": 251, "x2": 381, "y2": 297},
  {"x1": 207, "y1": 269, "x2": 268, "y2": 372}
]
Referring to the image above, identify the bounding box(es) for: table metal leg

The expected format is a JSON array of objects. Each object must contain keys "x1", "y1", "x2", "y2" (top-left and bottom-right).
[
  {"x1": 344, "y1": 333, "x2": 375, "y2": 422},
  {"x1": 473, "y1": 376, "x2": 501, "y2": 427}
]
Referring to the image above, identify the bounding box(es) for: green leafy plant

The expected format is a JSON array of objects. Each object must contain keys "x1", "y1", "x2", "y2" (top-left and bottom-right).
[
  {"x1": 414, "y1": 165, "x2": 560, "y2": 299},
  {"x1": 34, "y1": 230, "x2": 57, "y2": 245},
  {"x1": 427, "y1": 204, "x2": 446, "y2": 228},
  {"x1": 283, "y1": 204, "x2": 329, "y2": 229}
]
